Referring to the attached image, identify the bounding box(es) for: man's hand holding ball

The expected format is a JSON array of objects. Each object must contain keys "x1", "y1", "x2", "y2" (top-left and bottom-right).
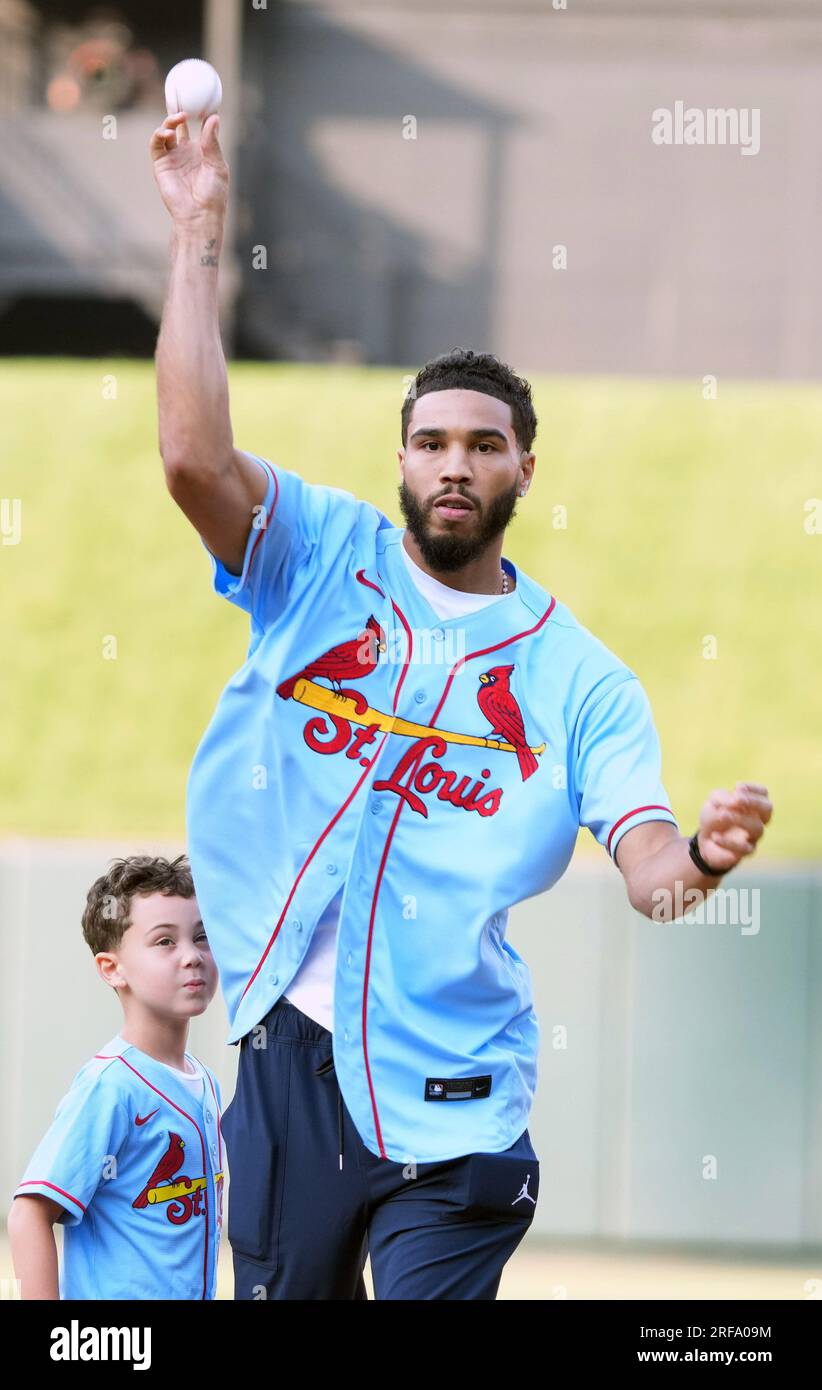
[{"x1": 149, "y1": 60, "x2": 227, "y2": 231}]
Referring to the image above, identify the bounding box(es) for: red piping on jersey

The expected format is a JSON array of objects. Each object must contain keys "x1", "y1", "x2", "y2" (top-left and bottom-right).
[
  {"x1": 245, "y1": 457, "x2": 280, "y2": 582},
  {"x1": 607, "y1": 805, "x2": 676, "y2": 858},
  {"x1": 363, "y1": 598, "x2": 556, "y2": 1157},
  {"x1": 429, "y1": 596, "x2": 555, "y2": 727},
  {"x1": 95, "y1": 1054, "x2": 212, "y2": 1301},
  {"x1": 17, "y1": 1179, "x2": 85, "y2": 1213},
  {"x1": 204, "y1": 1070, "x2": 223, "y2": 1167},
  {"x1": 359, "y1": 600, "x2": 413, "y2": 1157},
  {"x1": 239, "y1": 579, "x2": 412, "y2": 1003},
  {"x1": 356, "y1": 568, "x2": 385, "y2": 598}
]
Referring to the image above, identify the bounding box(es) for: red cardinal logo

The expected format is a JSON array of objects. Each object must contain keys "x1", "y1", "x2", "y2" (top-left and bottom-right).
[
  {"x1": 132, "y1": 1133, "x2": 186, "y2": 1209},
  {"x1": 276, "y1": 614, "x2": 387, "y2": 702},
  {"x1": 476, "y1": 664, "x2": 538, "y2": 782}
]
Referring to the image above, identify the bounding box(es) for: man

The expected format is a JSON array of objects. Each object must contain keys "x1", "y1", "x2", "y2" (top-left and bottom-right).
[{"x1": 150, "y1": 112, "x2": 772, "y2": 1300}]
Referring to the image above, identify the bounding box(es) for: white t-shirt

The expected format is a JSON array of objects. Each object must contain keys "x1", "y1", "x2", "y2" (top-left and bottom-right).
[
  {"x1": 395, "y1": 539, "x2": 511, "y2": 619},
  {"x1": 127, "y1": 1045, "x2": 205, "y2": 1100},
  {"x1": 160, "y1": 1058, "x2": 206, "y2": 1102},
  {"x1": 283, "y1": 538, "x2": 514, "y2": 1031}
]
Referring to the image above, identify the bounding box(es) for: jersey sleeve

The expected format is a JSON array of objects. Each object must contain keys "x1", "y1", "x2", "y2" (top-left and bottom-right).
[
  {"x1": 201, "y1": 451, "x2": 361, "y2": 633},
  {"x1": 573, "y1": 673, "x2": 678, "y2": 862},
  {"x1": 12, "y1": 1071, "x2": 130, "y2": 1227}
]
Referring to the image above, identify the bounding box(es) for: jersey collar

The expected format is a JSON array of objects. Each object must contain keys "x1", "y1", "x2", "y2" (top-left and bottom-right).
[
  {"x1": 98, "y1": 1034, "x2": 203, "y2": 1105},
  {"x1": 375, "y1": 528, "x2": 550, "y2": 643}
]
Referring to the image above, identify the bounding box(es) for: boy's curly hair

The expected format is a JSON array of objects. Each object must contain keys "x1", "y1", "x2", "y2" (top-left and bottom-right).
[
  {"x1": 401, "y1": 348, "x2": 538, "y2": 454},
  {"x1": 81, "y1": 854, "x2": 195, "y2": 955}
]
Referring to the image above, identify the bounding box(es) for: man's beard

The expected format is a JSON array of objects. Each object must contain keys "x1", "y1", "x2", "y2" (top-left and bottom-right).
[{"x1": 397, "y1": 478, "x2": 520, "y2": 573}]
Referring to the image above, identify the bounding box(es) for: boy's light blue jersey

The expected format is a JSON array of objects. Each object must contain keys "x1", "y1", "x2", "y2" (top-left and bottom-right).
[
  {"x1": 13, "y1": 1035, "x2": 223, "y2": 1299},
  {"x1": 187, "y1": 454, "x2": 678, "y2": 1164}
]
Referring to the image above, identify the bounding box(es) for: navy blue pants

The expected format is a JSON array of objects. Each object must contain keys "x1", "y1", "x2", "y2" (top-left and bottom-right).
[{"x1": 220, "y1": 996, "x2": 540, "y2": 1300}]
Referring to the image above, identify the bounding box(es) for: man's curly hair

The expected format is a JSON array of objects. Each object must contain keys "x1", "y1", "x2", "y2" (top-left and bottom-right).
[
  {"x1": 81, "y1": 854, "x2": 195, "y2": 955},
  {"x1": 401, "y1": 348, "x2": 538, "y2": 454}
]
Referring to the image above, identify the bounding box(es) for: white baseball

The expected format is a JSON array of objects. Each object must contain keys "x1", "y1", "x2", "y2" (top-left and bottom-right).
[{"x1": 165, "y1": 59, "x2": 222, "y2": 122}]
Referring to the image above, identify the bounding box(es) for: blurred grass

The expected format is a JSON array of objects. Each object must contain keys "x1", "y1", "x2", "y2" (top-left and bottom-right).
[{"x1": 0, "y1": 360, "x2": 818, "y2": 855}]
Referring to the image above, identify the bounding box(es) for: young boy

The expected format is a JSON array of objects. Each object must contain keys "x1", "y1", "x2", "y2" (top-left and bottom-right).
[{"x1": 8, "y1": 854, "x2": 224, "y2": 1300}]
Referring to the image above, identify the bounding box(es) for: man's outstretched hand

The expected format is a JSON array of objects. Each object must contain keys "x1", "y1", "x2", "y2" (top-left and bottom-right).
[
  {"x1": 696, "y1": 782, "x2": 773, "y2": 873},
  {"x1": 149, "y1": 110, "x2": 229, "y2": 229}
]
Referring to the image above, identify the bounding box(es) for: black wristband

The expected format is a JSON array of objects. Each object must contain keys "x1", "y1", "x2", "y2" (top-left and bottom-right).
[{"x1": 688, "y1": 831, "x2": 728, "y2": 878}]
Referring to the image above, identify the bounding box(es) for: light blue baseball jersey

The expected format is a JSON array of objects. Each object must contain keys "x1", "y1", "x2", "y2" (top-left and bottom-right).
[
  {"x1": 186, "y1": 452, "x2": 678, "y2": 1164},
  {"x1": 13, "y1": 1035, "x2": 224, "y2": 1299}
]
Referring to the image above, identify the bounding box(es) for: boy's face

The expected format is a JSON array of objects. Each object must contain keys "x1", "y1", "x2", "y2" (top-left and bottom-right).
[{"x1": 100, "y1": 892, "x2": 218, "y2": 1018}]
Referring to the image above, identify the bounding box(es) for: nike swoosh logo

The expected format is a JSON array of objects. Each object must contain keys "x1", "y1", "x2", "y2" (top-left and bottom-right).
[{"x1": 135, "y1": 1109, "x2": 160, "y2": 1126}]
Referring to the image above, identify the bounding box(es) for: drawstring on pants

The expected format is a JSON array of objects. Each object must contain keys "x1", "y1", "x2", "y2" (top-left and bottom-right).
[{"x1": 314, "y1": 1052, "x2": 344, "y2": 1171}]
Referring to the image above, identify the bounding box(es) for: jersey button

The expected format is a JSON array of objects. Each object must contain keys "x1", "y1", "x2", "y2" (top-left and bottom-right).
[
  {"x1": 270, "y1": 974, "x2": 279, "y2": 986},
  {"x1": 325, "y1": 862, "x2": 337, "y2": 874},
  {"x1": 432, "y1": 627, "x2": 445, "y2": 641},
  {"x1": 370, "y1": 799, "x2": 381, "y2": 814},
  {"x1": 290, "y1": 918, "x2": 302, "y2": 932},
  {"x1": 413, "y1": 690, "x2": 426, "y2": 704}
]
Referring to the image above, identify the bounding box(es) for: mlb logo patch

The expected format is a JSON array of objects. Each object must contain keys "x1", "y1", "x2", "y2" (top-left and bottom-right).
[{"x1": 424, "y1": 1075, "x2": 492, "y2": 1101}]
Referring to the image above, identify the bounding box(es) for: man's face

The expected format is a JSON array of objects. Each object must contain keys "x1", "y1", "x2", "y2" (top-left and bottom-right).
[
  {"x1": 397, "y1": 389, "x2": 534, "y2": 572},
  {"x1": 101, "y1": 892, "x2": 218, "y2": 1019}
]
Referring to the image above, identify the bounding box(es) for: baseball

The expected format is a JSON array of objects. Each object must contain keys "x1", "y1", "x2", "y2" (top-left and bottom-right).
[{"x1": 164, "y1": 59, "x2": 222, "y2": 122}]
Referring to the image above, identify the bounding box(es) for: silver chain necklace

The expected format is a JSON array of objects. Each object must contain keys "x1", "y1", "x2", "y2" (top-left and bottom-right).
[{"x1": 501, "y1": 566, "x2": 510, "y2": 595}]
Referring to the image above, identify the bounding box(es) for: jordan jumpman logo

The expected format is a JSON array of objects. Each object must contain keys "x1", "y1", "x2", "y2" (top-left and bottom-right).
[{"x1": 511, "y1": 1173, "x2": 536, "y2": 1206}]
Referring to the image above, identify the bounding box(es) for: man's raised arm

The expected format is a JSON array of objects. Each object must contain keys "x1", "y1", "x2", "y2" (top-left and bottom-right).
[{"x1": 151, "y1": 109, "x2": 267, "y2": 577}]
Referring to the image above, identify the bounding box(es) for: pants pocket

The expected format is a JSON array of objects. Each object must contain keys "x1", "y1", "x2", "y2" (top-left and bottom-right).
[
  {"x1": 223, "y1": 1036, "x2": 291, "y2": 1269},
  {"x1": 463, "y1": 1130, "x2": 540, "y2": 1224}
]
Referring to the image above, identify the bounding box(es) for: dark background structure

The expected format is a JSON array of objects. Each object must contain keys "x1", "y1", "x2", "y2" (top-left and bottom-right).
[{"x1": 2, "y1": 0, "x2": 822, "y2": 373}]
